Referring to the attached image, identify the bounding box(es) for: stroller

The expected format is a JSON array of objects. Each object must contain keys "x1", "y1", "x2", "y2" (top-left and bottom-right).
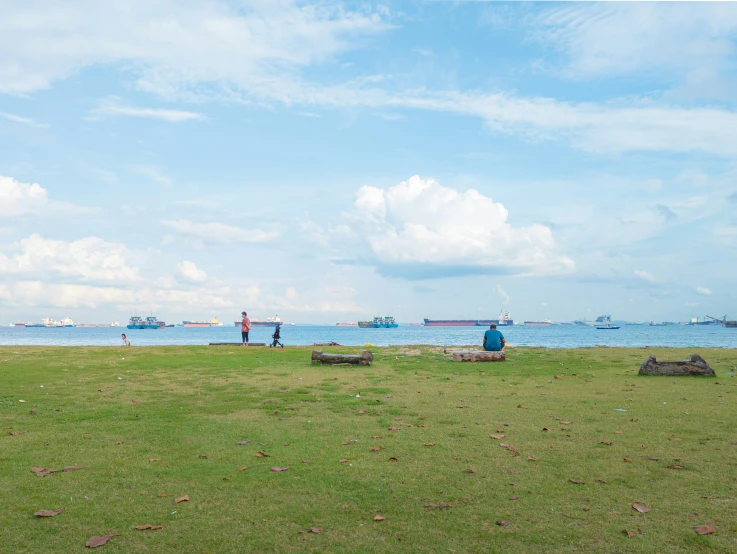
[{"x1": 270, "y1": 323, "x2": 284, "y2": 348}]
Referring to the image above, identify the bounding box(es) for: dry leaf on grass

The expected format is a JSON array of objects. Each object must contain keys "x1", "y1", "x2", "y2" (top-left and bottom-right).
[
  {"x1": 541, "y1": 427, "x2": 550, "y2": 432},
  {"x1": 339, "y1": 459, "x2": 349, "y2": 463},
  {"x1": 32, "y1": 467, "x2": 53, "y2": 477},
  {"x1": 509, "y1": 496, "x2": 519, "y2": 501},
  {"x1": 496, "y1": 521, "x2": 510, "y2": 526},
  {"x1": 279, "y1": 389, "x2": 289, "y2": 393},
  {"x1": 157, "y1": 493, "x2": 170, "y2": 497},
  {"x1": 310, "y1": 527, "x2": 324, "y2": 534},
  {"x1": 255, "y1": 452, "x2": 270, "y2": 458},
  {"x1": 271, "y1": 467, "x2": 289, "y2": 472},
  {"x1": 135, "y1": 525, "x2": 164, "y2": 531},
  {"x1": 424, "y1": 443, "x2": 436, "y2": 447},
  {"x1": 115, "y1": 441, "x2": 122, "y2": 445},
  {"x1": 624, "y1": 530, "x2": 636, "y2": 538},
  {"x1": 517, "y1": 404, "x2": 527, "y2": 409},
  {"x1": 490, "y1": 434, "x2": 505, "y2": 440},
  {"x1": 388, "y1": 426, "x2": 400, "y2": 431},
  {"x1": 372, "y1": 435, "x2": 383, "y2": 439},
  {"x1": 527, "y1": 456, "x2": 540, "y2": 462},
  {"x1": 173, "y1": 495, "x2": 189, "y2": 504},
  {"x1": 85, "y1": 534, "x2": 117, "y2": 548},
  {"x1": 148, "y1": 458, "x2": 162, "y2": 463},
  {"x1": 499, "y1": 443, "x2": 516, "y2": 451},
  {"x1": 237, "y1": 441, "x2": 250, "y2": 445},
  {"x1": 694, "y1": 524, "x2": 716, "y2": 535},
  {"x1": 509, "y1": 451, "x2": 520, "y2": 457},
  {"x1": 369, "y1": 446, "x2": 384, "y2": 452},
  {"x1": 9, "y1": 431, "x2": 24, "y2": 436},
  {"x1": 569, "y1": 479, "x2": 584, "y2": 485},
  {"x1": 596, "y1": 479, "x2": 607, "y2": 483},
  {"x1": 357, "y1": 410, "x2": 367, "y2": 414},
  {"x1": 199, "y1": 455, "x2": 209, "y2": 460},
  {"x1": 622, "y1": 458, "x2": 631, "y2": 463},
  {"x1": 463, "y1": 468, "x2": 476, "y2": 474},
  {"x1": 667, "y1": 464, "x2": 685, "y2": 470},
  {"x1": 632, "y1": 503, "x2": 651, "y2": 513},
  {"x1": 301, "y1": 460, "x2": 309, "y2": 463},
  {"x1": 614, "y1": 430, "x2": 624, "y2": 435},
  {"x1": 373, "y1": 515, "x2": 385, "y2": 521},
  {"x1": 237, "y1": 466, "x2": 248, "y2": 471},
  {"x1": 600, "y1": 440, "x2": 613, "y2": 446},
  {"x1": 34, "y1": 509, "x2": 63, "y2": 517},
  {"x1": 560, "y1": 420, "x2": 572, "y2": 425}
]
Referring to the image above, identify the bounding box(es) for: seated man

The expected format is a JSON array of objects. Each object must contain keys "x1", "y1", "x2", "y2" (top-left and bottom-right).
[{"x1": 483, "y1": 324, "x2": 506, "y2": 352}]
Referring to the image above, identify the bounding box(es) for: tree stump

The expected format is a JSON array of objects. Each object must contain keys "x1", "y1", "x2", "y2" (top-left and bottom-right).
[
  {"x1": 638, "y1": 354, "x2": 715, "y2": 376},
  {"x1": 311, "y1": 350, "x2": 373, "y2": 366},
  {"x1": 452, "y1": 350, "x2": 506, "y2": 362}
]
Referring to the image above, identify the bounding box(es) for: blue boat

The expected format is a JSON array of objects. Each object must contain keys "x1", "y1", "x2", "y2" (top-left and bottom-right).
[{"x1": 127, "y1": 316, "x2": 165, "y2": 329}]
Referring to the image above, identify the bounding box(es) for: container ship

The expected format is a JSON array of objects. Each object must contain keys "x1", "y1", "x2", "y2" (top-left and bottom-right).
[
  {"x1": 358, "y1": 316, "x2": 398, "y2": 328},
  {"x1": 424, "y1": 311, "x2": 514, "y2": 327},
  {"x1": 181, "y1": 317, "x2": 222, "y2": 328},
  {"x1": 127, "y1": 316, "x2": 165, "y2": 329}
]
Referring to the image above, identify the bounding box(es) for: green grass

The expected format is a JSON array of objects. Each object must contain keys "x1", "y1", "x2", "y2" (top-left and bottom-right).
[{"x1": 1, "y1": 345, "x2": 736, "y2": 553}]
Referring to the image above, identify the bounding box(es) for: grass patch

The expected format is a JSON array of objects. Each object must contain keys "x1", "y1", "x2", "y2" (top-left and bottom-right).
[{"x1": 1, "y1": 345, "x2": 736, "y2": 552}]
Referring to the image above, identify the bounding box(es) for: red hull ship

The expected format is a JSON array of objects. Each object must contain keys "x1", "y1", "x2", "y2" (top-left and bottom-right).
[{"x1": 424, "y1": 311, "x2": 513, "y2": 327}]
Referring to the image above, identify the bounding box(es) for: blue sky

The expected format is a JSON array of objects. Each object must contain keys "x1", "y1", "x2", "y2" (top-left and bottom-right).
[{"x1": 1, "y1": 1, "x2": 736, "y2": 324}]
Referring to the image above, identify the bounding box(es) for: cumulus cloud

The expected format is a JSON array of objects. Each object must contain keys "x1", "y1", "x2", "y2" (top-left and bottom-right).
[
  {"x1": 346, "y1": 175, "x2": 574, "y2": 278},
  {"x1": 177, "y1": 260, "x2": 207, "y2": 282},
  {"x1": 0, "y1": 234, "x2": 141, "y2": 283},
  {"x1": 0, "y1": 175, "x2": 92, "y2": 217},
  {"x1": 696, "y1": 286, "x2": 712, "y2": 296},
  {"x1": 162, "y1": 219, "x2": 279, "y2": 245}
]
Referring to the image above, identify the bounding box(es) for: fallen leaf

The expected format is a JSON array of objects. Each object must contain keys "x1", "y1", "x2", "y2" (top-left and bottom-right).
[
  {"x1": 255, "y1": 452, "x2": 270, "y2": 458},
  {"x1": 499, "y1": 443, "x2": 516, "y2": 451},
  {"x1": 339, "y1": 459, "x2": 349, "y2": 463},
  {"x1": 509, "y1": 451, "x2": 520, "y2": 457},
  {"x1": 596, "y1": 479, "x2": 606, "y2": 483},
  {"x1": 456, "y1": 405, "x2": 469, "y2": 409},
  {"x1": 157, "y1": 493, "x2": 170, "y2": 497},
  {"x1": 173, "y1": 495, "x2": 189, "y2": 504},
  {"x1": 667, "y1": 464, "x2": 685, "y2": 469},
  {"x1": 694, "y1": 524, "x2": 716, "y2": 535},
  {"x1": 632, "y1": 502, "x2": 651, "y2": 513},
  {"x1": 646, "y1": 456, "x2": 659, "y2": 461},
  {"x1": 135, "y1": 525, "x2": 164, "y2": 531},
  {"x1": 517, "y1": 404, "x2": 526, "y2": 409},
  {"x1": 541, "y1": 427, "x2": 550, "y2": 432},
  {"x1": 560, "y1": 421, "x2": 572, "y2": 425},
  {"x1": 369, "y1": 446, "x2": 384, "y2": 452},
  {"x1": 527, "y1": 456, "x2": 540, "y2": 462},
  {"x1": 614, "y1": 430, "x2": 624, "y2": 435},
  {"x1": 34, "y1": 509, "x2": 63, "y2": 517},
  {"x1": 373, "y1": 515, "x2": 385, "y2": 521},
  {"x1": 309, "y1": 527, "x2": 324, "y2": 534},
  {"x1": 32, "y1": 467, "x2": 53, "y2": 477},
  {"x1": 641, "y1": 444, "x2": 647, "y2": 449},
  {"x1": 490, "y1": 434, "x2": 505, "y2": 440},
  {"x1": 388, "y1": 426, "x2": 400, "y2": 431},
  {"x1": 509, "y1": 496, "x2": 519, "y2": 500},
  {"x1": 600, "y1": 440, "x2": 613, "y2": 446},
  {"x1": 237, "y1": 441, "x2": 250, "y2": 445},
  {"x1": 622, "y1": 458, "x2": 631, "y2": 463},
  {"x1": 199, "y1": 455, "x2": 209, "y2": 459},
  {"x1": 372, "y1": 435, "x2": 383, "y2": 439},
  {"x1": 237, "y1": 466, "x2": 248, "y2": 471},
  {"x1": 279, "y1": 389, "x2": 289, "y2": 393},
  {"x1": 301, "y1": 460, "x2": 309, "y2": 463},
  {"x1": 9, "y1": 431, "x2": 23, "y2": 436},
  {"x1": 424, "y1": 443, "x2": 436, "y2": 447},
  {"x1": 85, "y1": 534, "x2": 117, "y2": 548},
  {"x1": 148, "y1": 458, "x2": 162, "y2": 463},
  {"x1": 388, "y1": 457, "x2": 399, "y2": 461},
  {"x1": 554, "y1": 374, "x2": 564, "y2": 379},
  {"x1": 569, "y1": 479, "x2": 584, "y2": 485},
  {"x1": 61, "y1": 466, "x2": 84, "y2": 473},
  {"x1": 271, "y1": 467, "x2": 289, "y2": 472},
  {"x1": 357, "y1": 410, "x2": 367, "y2": 414},
  {"x1": 624, "y1": 530, "x2": 636, "y2": 538},
  {"x1": 496, "y1": 521, "x2": 510, "y2": 526},
  {"x1": 115, "y1": 441, "x2": 122, "y2": 445},
  {"x1": 463, "y1": 468, "x2": 476, "y2": 473},
  {"x1": 630, "y1": 418, "x2": 639, "y2": 422}
]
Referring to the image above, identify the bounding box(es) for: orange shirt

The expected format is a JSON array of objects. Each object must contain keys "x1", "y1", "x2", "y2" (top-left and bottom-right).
[{"x1": 241, "y1": 317, "x2": 251, "y2": 332}]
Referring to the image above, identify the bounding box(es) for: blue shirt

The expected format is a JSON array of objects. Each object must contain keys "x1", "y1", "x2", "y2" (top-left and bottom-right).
[{"x1": 483, "y1": 329, "x2": 504, "y2": 351}]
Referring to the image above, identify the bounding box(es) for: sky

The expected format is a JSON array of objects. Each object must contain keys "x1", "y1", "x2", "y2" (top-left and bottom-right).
[{"x1": 1, "y1": 0, "x2": 736, "y2": 325}]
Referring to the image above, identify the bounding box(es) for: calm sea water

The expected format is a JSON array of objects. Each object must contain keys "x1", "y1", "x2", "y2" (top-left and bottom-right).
[{"x1": 0, "y1": 324, "x2": 735, "y2": 348}]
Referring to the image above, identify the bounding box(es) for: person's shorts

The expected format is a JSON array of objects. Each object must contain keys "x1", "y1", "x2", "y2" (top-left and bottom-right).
[{"x1": 242, "y1": 331, "x2": 249, "y2": 342}]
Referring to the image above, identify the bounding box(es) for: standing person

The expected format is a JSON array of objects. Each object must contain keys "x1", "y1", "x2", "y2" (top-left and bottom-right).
[
  {"x1": 482, "y1": 324, "x2": 506, "y2": 352},
  {"x1": 241, "y1": 311, "x2": 251, "y2": 346},
  {"x1": 121, "y1": 333, "x2": 130, "y2": 346}
]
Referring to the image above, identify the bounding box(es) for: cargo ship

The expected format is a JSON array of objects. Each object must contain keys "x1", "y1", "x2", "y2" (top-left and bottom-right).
[
  {"x1": 233, "y1": 315, "x2": 293, "y2": 327},
  {"x1": 424, "y1": 310, "x2": 514, "y2": 327},
  {"x1": 336, "y1": 322, "x2": 358, "y2": 327},
  {"x1": 181, "y1": 317, "x2": 222, "y2": 328},
  {"x1": 524, "y1": 320, "x2": 552, "y2": 327},
  {"x1": 687, "y1": 315, "x2": 726, "y2": 326},
  {"x1": 358, "y1": 316, "x2": 398, "y2": 328},
  {"x1": 127, "y1": 316, "x2": 165, "y2": 329},
  {"x1": 77, "y1": 323, "x2": 112, "y2": 328}
]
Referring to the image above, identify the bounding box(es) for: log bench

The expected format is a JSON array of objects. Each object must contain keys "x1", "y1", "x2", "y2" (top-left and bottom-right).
[
  {"x1": 638, "y1": 354, "x2": 715, "y2": 376},
  {"x1": 311, "y1": 350, "x2": 373, "y2": 366},
  {"x1": 452, "y1": 350, "x2": 506, "y2": 362}
]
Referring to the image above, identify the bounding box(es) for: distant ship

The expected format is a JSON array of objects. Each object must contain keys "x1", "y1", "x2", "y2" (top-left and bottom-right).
[
  {"x1": 358, "y1": 316, "x2": 398, "y2": 328},
  {"x1": 524, "y1": 320, "x2": 552, "y2": 327},
  {"x1": 687, "y1": 315, "x2": 725, "y2": 326},
  {"x1": 595, "y1": 315, "x2": 620, "y2": 330},
  {"x1": 127, "y1": 316, "x2": 165, "y2": 329},
  {"x1": 182, "y1": 317, "x2": 222, "y2": 328},
  {"x1": 77, "y1": 323, "x2": 112, "y2": 328},
  {"x1": 424, "y1": 310, "x2": 514, "y2": 327},
  {"x1": 336, "y1": 322, "x2": 358, "y2": 327},
  {"x1": 233, "y1": 315, "x2": 293, "y2": 327}
]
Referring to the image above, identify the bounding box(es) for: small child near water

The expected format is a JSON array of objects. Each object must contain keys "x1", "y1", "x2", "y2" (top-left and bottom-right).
[{"x1": 121, "y1": 333, "x2": 130, "y2": 346}]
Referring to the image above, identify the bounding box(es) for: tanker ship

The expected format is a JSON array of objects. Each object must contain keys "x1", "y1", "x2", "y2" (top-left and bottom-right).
[{"x1": 424, "y1": 310, "x2": 514, "y2": 327}]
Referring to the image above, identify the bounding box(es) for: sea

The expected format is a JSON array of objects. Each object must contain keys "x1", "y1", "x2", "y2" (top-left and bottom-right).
[{"x1": 0, "y1": 324, "x2": 735, "y2": 349}]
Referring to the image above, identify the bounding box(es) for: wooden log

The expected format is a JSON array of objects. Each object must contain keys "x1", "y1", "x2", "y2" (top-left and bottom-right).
[
  {"x1": 452, "y1": 350, "x2": 506, "y2": 362},
  {"x1": 638, "y1": 354, "x2": 715, "y2": 376},
  {"x1": 311, "y1": 350, "x2": 373, "y2": 365}
]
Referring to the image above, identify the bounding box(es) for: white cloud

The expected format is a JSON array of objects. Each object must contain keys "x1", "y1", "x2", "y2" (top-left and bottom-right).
[
  {"x1": 162, "y1": 219, "x2": 279, "y2": 245},
  {"x1": 0, "y1": 0, "x2": 388, "y2": 95},
  {"x1": 0, "y1": 234, "x2": 141, "y2": 284},
  {"x1": 177, "y1": 260, "x2": 207, "y2": 282},
  {"x1": 93, "y1": 99, "x2": 205, "y2": 122},
  {"x1": 1, "y1": 112, "x2": 49, "y2": 128},
  {"x1": 136, "y1": 167, "x2": 173, "y2": 187},
  {"x1": 696, "y1": 286, "x2": 712, "y2": 296},
  {"x1": 0, "y1": 175, "x2": 91, "y2": 217},
  {"x1": 634, "y1": 270, "x2": 657, "y2": 283},
  {"x1": 346, "y1": 175, "x2": 574, "y2": 278}
]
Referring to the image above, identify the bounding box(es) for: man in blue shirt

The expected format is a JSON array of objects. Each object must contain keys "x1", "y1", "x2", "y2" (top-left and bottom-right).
[{"x1": 483, "y1": 324, "x2": 506, "y2": 352}]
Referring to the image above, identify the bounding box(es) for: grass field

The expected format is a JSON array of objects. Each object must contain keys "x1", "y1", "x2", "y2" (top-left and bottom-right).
[{"x1": 1, "y1": 345, "x2": 735, "y2": 553}]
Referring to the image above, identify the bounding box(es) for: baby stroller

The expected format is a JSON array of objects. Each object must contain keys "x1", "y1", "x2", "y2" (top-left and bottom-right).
[{"x1": 270, "y1": 323, "x2": 284, "y2": 348}]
